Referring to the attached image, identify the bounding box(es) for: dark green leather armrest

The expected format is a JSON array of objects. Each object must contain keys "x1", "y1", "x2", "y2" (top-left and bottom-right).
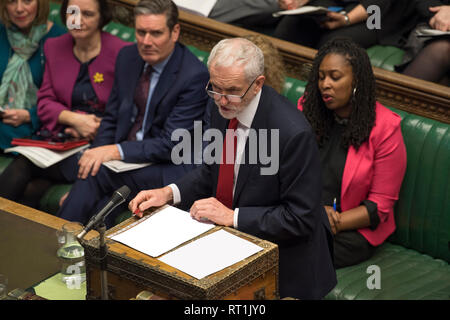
[{"x1": 326, "y1": 243, "x2": 450, "y2": 300}]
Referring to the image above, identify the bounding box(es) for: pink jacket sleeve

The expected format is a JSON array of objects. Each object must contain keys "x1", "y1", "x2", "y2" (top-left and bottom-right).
[
  {"x1": 356, "y1": 105, "x2": 407, "y2": 245},
  {"x1": 366, "y1": 114, "x2": 407, "y2": 223},
  {"x1": 36, "y1": 42, "x2": 70, "y2": 135}
]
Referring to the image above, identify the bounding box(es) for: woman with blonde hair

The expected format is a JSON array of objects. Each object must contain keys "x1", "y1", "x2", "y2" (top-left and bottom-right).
[{"x1": 0, "y1": 0, "x2": 65, "y2": 150}]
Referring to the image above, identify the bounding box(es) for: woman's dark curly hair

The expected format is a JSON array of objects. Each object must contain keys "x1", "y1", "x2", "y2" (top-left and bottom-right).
[{"x1": 302, "y1": 38, "x2": 376, "y2": 150}]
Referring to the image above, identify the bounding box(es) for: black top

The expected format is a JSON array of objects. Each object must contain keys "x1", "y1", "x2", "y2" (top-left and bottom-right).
[
  {"x1": 71, "y1": 57, "x2": 104, "y2": 117},
  {"x1": 320, "y1": 117, "x2": 380, "y2": 230}
]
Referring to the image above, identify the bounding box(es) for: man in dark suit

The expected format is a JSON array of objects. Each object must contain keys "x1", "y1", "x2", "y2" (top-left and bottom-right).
[
  {"x1": 129, "y1": 38, "x2": 336, "y2": 299},
  {"x1": 58, "y1": 0, "x2": 209, "y2": 225}
]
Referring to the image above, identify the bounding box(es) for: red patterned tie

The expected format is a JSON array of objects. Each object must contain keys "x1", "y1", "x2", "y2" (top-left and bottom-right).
[
  {"x1": 128, "y1": 66, "x2": 153, "y2": 141},
  {"x1": 216, "y1": 118, "x2": 239, "y2": 209}
]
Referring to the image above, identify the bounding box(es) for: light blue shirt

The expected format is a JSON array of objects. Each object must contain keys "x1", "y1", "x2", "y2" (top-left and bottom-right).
[{"x1": 117, "y1": 52, "x2": 173, "y2": 160}]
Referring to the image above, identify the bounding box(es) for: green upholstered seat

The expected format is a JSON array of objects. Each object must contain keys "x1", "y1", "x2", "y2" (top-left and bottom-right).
[
  {"x1": 186, "y1": 45, "x2": 210, "y2": 64},
  {"x1": 0, "y1": 155, "x2": 13, "y2": 174},
  {"x1": 390, "y1": 110, "x2": 450, "y2": 264},
  {"x1": 103, "y1": 22, "x2": 136, "y2": 42},
  {"x1": 327, "y1": 242, "x2": 450, "y2": 300},
  {"x1": 282, "y1": 77, "x2": 307, "y2": 104},
  {"x1": 39, "y1": 184, "x2": 72, "y2": 216},
  {"x1": 39, "y1": 183, "x2": 132, "y2": 225},
  {"x1": 48, "y1": 2, "x2": 63, "y2": 27}
]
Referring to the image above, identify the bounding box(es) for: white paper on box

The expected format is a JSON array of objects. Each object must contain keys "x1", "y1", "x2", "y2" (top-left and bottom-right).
[
  {"x1": 158, "y1": 229, "x2": 263, "y2": 279},
  {"x1": 109, "y1": 205, "x2": 215, "y2": 257}
]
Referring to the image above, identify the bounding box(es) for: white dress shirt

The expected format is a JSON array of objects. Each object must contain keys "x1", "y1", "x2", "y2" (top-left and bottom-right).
[{"x1": 170, "y1": 90, "x2": 262, "y2": 228}]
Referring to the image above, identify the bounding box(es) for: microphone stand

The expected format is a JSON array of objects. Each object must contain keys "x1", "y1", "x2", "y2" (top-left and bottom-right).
[
  {"x1": 77, "y1": 185, "x2": 131, "y2": 300},
  {"x1": 78, "y1": 220, "x2": 110, "y2": 300},
  {"x1": 97, "y1": 222, "x2": 109, "y2": 300}
]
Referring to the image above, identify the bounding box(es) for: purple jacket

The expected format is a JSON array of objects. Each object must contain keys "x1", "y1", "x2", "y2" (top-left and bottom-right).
[{"x1": 37, "y1": 32, "x2": 128, "y2": 136}]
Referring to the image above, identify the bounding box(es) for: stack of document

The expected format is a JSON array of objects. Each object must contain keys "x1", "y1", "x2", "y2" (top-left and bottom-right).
[
  {"x1": 273, "y1": 6, "x2": 331, "y2": 17},
  {"x1": 109, "y1": 206, "x2": 263, "y2": 279},
  {"x1": 4, "y1": 144, "x2": 89, "y2": 168},
  {"x1": 416, "y1": 27, "x2": 450, "y2": 37},
  {"x1": 159, "y1": 229, "x2": 263, "y2": 279},
  {"x1": 102, "y1": 160, "x2": 152, "y2": 173}
]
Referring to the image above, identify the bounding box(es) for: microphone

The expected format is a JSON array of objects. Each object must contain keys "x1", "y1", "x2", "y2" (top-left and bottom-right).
[{"x1": 77, "y1": 185, "x2": 131, "y2": 240}]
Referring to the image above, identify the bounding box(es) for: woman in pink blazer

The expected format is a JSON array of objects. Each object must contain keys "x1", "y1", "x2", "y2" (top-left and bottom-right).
[
  {"x1": 298, "y1": 38, "x2": 407, "y2": 268},
  {"x1": 0, "y1": 0, "x2": 127, "y2": 209}
]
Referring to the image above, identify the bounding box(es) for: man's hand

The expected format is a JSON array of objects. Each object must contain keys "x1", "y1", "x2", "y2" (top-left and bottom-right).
[
  {"x1": 77, "y1": 144, "x2": 121, "y2": 179},
  {"x1": 278, "y1": 0, "x2": 309, "y2": 10},
  {"x1": 190, "y1": 197, "x2": 234, "y2": 227},
  {"x1": 2, "y1": 109, "x2": 31, "y2": 127},
  {"x1": 429, "y1": 6, "x2": 450, "y2": 31},
  {"x1": 324, "y1": 205, "x2": 341, "y2": 235},
  {"x1": 128, "y1": 186, "x2": 173, "y2": 218}
]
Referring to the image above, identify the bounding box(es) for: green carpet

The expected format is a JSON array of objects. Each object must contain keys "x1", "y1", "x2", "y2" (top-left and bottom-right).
[{"x1": 33, "y1": 273, "x2": 86, "y2": 300}]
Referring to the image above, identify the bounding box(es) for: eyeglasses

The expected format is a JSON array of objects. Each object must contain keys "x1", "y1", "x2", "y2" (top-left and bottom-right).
[{"x1": 205, "y1": 77, "x2": 258, "y2": 103}]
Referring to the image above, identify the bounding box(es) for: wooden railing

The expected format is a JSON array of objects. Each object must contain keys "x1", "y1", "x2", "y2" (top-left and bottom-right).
[{"x1": 109, "y1": 0, "x2": 450, "y2": 124}]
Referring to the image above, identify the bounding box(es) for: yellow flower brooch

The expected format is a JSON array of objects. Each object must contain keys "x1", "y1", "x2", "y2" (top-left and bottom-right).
[{"x1": 93, "y1": 72, "x2": 104, "y2": 83}]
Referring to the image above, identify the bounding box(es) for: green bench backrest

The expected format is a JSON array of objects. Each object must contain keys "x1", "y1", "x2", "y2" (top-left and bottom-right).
[
  {"x1": 49, "y1": 3, "x2": 63, "y2": 26},
  {"x1": 103, "y1": 22, "x2": 136, "y2": 42},
  {"x1": 387, "y1": 108, "x2": 450, "y2": 263}
]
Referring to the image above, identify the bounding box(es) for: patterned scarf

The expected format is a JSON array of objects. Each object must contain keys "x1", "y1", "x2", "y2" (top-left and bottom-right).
[{"x1": 0, "y1": 23, "x2": 48, "y2": 110}]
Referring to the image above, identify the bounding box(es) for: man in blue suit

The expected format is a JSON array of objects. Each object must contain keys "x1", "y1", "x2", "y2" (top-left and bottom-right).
[
  {"x1": 58, "y1": 0, "x2": 209, "y2": 225},
  {"x1": 129, "y1": 38, "x2": 337, "y2": 299}
]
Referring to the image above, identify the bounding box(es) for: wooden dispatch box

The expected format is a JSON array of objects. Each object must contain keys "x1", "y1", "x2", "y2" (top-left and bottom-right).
[{"x1": 83, "y1": 206, "x2": 279, "y2": 300}]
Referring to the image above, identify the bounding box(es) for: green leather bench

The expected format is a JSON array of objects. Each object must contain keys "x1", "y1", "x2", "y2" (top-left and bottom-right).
[{"x1": 3, "y1": 4, "x2": 445, "y2": 299}]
